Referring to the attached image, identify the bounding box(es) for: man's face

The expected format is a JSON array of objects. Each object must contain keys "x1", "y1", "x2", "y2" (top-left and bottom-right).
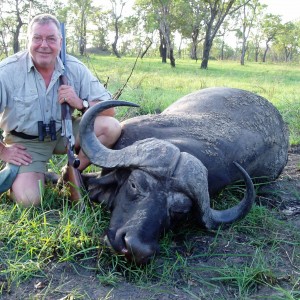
[{"x1": 28, "y1": 22, "x2": 62, "y2": 70}]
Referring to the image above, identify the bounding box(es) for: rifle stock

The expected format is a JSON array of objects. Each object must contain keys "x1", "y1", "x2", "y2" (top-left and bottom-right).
[{"x1": 61, "y1": 164, "x2": 84, "y2": 202}]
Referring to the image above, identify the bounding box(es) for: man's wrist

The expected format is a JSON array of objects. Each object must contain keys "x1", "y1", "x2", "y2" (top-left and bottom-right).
[{"x1": 80, "y1": 99, "x2": 90, "y2": 112}]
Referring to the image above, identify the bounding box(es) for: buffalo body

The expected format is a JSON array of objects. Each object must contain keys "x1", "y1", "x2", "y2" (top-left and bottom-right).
[{"x1": 79, "y1": 87, "x2": 289, "y2": 264}]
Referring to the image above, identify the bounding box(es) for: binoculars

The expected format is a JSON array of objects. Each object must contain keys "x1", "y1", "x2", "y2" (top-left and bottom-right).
[{"x1": 38, "y1": 120, "x2": 57, "y2": 141}]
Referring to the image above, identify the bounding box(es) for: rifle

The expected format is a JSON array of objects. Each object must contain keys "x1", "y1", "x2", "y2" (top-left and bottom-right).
[
  {"x1": 59, "y1": 23, "x2": 84, "y2": 201},
  {"x1": 60, "y1": 23, "x2": 80, "y2": 169}
]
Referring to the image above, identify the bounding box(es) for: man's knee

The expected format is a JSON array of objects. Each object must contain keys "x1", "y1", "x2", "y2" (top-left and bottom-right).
[
  {"x1": 95, "y1": 116, "x2": 121, "y2": 147},
  {"x1": 11, "y1": 173, "x2": 44, "y2": 207},
  {"x1": 10, "y1": 190, "x2": 41, "y2": 207}
]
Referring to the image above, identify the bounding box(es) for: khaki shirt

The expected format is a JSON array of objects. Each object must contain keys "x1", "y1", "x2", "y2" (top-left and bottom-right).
[{"x1": 0, "y1": 50, "x2": 111, "y2": 136}]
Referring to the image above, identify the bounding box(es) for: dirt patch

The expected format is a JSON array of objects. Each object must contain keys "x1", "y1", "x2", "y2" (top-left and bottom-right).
[{"x1": 2, "y1": 149, "x2": 300, "y2": 300}]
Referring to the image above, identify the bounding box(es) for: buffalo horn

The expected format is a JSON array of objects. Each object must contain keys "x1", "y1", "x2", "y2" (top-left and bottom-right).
[
  {"x1": 79, "y1": 100, "x2": 139, "y2": 168},
  {"x1": 201, "y1": 162, "x2": 255, "y2": 229}
]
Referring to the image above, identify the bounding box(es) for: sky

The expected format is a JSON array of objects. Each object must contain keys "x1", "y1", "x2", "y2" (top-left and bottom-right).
[{"x1": 259, "y1": 0, "x2": 300, "y2": 22}]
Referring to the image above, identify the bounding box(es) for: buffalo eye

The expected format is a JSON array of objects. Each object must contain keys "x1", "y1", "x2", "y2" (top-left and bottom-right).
[{"x1": 128, "y1": 178, "x2": 138, "y2": 192}]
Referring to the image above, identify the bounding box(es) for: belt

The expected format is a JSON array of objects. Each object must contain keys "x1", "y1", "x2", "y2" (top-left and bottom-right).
[{"x1": 10, "y1": 130, "x2": 38, "y2": 140}]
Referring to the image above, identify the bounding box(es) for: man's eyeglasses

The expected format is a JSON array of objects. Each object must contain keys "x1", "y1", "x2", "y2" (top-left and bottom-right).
[{"x1": 32, "y1": 36, "x2": 59, "y2": 45}]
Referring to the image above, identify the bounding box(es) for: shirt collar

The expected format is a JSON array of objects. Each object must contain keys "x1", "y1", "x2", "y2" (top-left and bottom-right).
[{"x1": 26, "y1": 52, "x2": 35, "y2": 73}]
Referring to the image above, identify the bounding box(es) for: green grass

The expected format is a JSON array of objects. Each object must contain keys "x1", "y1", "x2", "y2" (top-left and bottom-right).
[
  {"x1": 1, "y1": 187, "x2": 299, "y2": 298},
  {"x1": 1, "y1": 57, "x2": 300, "y2": 299},
  {"x1": 83, "y1": 56, "x2": 300, "y2": 144}
]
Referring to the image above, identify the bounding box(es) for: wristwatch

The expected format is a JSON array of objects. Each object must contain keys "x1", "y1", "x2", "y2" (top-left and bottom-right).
[{"x1": 82, "y1": 99, "x2": 89, "y2": 111}]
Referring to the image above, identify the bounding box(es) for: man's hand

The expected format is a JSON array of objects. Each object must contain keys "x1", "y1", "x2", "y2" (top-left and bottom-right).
[
  {"x1": 0, "y1": 144, "x2": 32, "y2": 166},
  {"x1": 58, "y1": 85, "x2": 84, "y2": 110}
]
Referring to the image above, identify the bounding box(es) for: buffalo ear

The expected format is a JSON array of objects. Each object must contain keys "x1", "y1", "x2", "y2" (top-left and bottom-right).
[
  {"x1": 81, "y1": 171, "x2": 119, "y2": 205},
  {"x1": 167, "y1": 192, "x2": 193, "y2": 221},
  {"x1": 82, "y1": 170, "x2": 118, "y2": 187},
  {"x1": 82, "y1": 169, "x2": 131, "y2": 207}
]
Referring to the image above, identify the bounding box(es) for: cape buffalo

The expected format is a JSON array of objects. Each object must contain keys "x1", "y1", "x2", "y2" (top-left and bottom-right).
[{"x1": 79, "y1": 87, "x2": 289, "y2": 264}]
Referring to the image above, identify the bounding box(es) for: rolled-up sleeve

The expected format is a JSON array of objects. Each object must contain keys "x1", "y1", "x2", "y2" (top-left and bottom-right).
[
  {"x1": 0, "y1": 67, "x2": 9, "y2": 113},
  {"x1": 88, "y1": 74, "x2": 112, "y2": 101},
  {"x1": 66, "y1": 55, "x2": 112, "y2": 102}
]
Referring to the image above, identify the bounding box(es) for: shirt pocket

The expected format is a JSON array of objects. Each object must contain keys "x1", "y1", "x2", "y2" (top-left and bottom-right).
[{"x1": 13, "y1": 94, "x2": 39, "y2": 123}]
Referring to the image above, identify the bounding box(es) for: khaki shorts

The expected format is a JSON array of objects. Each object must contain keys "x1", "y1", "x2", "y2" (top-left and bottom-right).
[{"x1": 3, "y1": 118, "x2": 80, "y2": 174}]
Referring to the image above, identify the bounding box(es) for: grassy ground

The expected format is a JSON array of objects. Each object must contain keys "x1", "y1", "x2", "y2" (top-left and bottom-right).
[
  {"x1": 84, "y1": 56, "x2": 300, "y2": 144},
  {"x1": 0, "y1": 57, "x2": 300, "y2": 299}
]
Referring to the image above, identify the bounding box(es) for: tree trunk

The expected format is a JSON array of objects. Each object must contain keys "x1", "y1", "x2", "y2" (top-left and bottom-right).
[
  {"x1": 169, "y1": 48, "x2": 175, "y2": 67},
  {"x1": 112, "y1": 17, "x2": 121, "y2": 58},
  {"x1": 161, "y1": 44, "x2": 167, "y2": 63},
  {"x1": 79, "y1": 37, "x2": 86, "y2": 56},
  {"x1": 177, "y1": 37, "x2": 182, "y2": 59},
  {"x1": 201, "y1": 37, "x2": 212, "y2": 69},
  {"x1": 190, "y1": 29, "x2": 199, "y2": 60},
  {"x1": 0, "y1": 31, "x2": 9, "y2": 57},
  {"x1": 240, "y1": 38, "x2": 247, "y2": 65},
  {"x1": 13, "y1": 23, "x2": 22, "y2": 53},
  {"x1": 220, "y1": 39, "x2": 225, "y2": 60},
  {"x1": 158, "y1": 3, "x2": 175, "y2": 67},
  {"x1": 79, "y1": 12, "x2": 87, "y2": 56},
  {"x1": 111, "y1": 0, "x2": 123, "y2": 59},
  {"x1": 159, "y1": 32, "x2": 167, "y2": 63},
  {"x1": 199, "y1": 0, "x2": 238, "y2": 69},
  {"x1": 262, "y1": 43, "x2": 269, "y2": 62},
  {"x1": 112, "y1": 41, "x2": 121, "y2": 58},
  {"x1": 13, "y1": 33, "x2": 20, "y2": 53},
  {"x1": 190, "y1": 44, "x2": 197, "y2": 61},
  {"x1": 255, "y1": 47, "x2": 259, "y2": 62}
]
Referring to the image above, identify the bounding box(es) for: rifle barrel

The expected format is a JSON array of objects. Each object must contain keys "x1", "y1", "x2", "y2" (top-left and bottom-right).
[
  {"x1": 60, "y1": 23, "x2": 66, "y2": 67},
  {"x1": 59, "y1": 22, "x2": 80, "y2": 169}
]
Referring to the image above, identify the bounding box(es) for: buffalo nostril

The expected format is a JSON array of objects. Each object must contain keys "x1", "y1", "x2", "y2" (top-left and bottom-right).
[
  {"x1": 105, "y1": 230, "x2": 129, "y2": 255},
  {"x1": 105, "y1": 229, "x2": 158, "y2": 264},
  {"x1": 124, "y1": 235, "x2": 157, "y2": 264},
  {"x1": 120, "y1": 233, "x2": 129, "y2": 255}
]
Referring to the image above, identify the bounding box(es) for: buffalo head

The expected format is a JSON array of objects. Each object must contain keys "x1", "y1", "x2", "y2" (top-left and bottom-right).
[{"x1": 79, "y1": 101, "x2": 255, "y2": 264}]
